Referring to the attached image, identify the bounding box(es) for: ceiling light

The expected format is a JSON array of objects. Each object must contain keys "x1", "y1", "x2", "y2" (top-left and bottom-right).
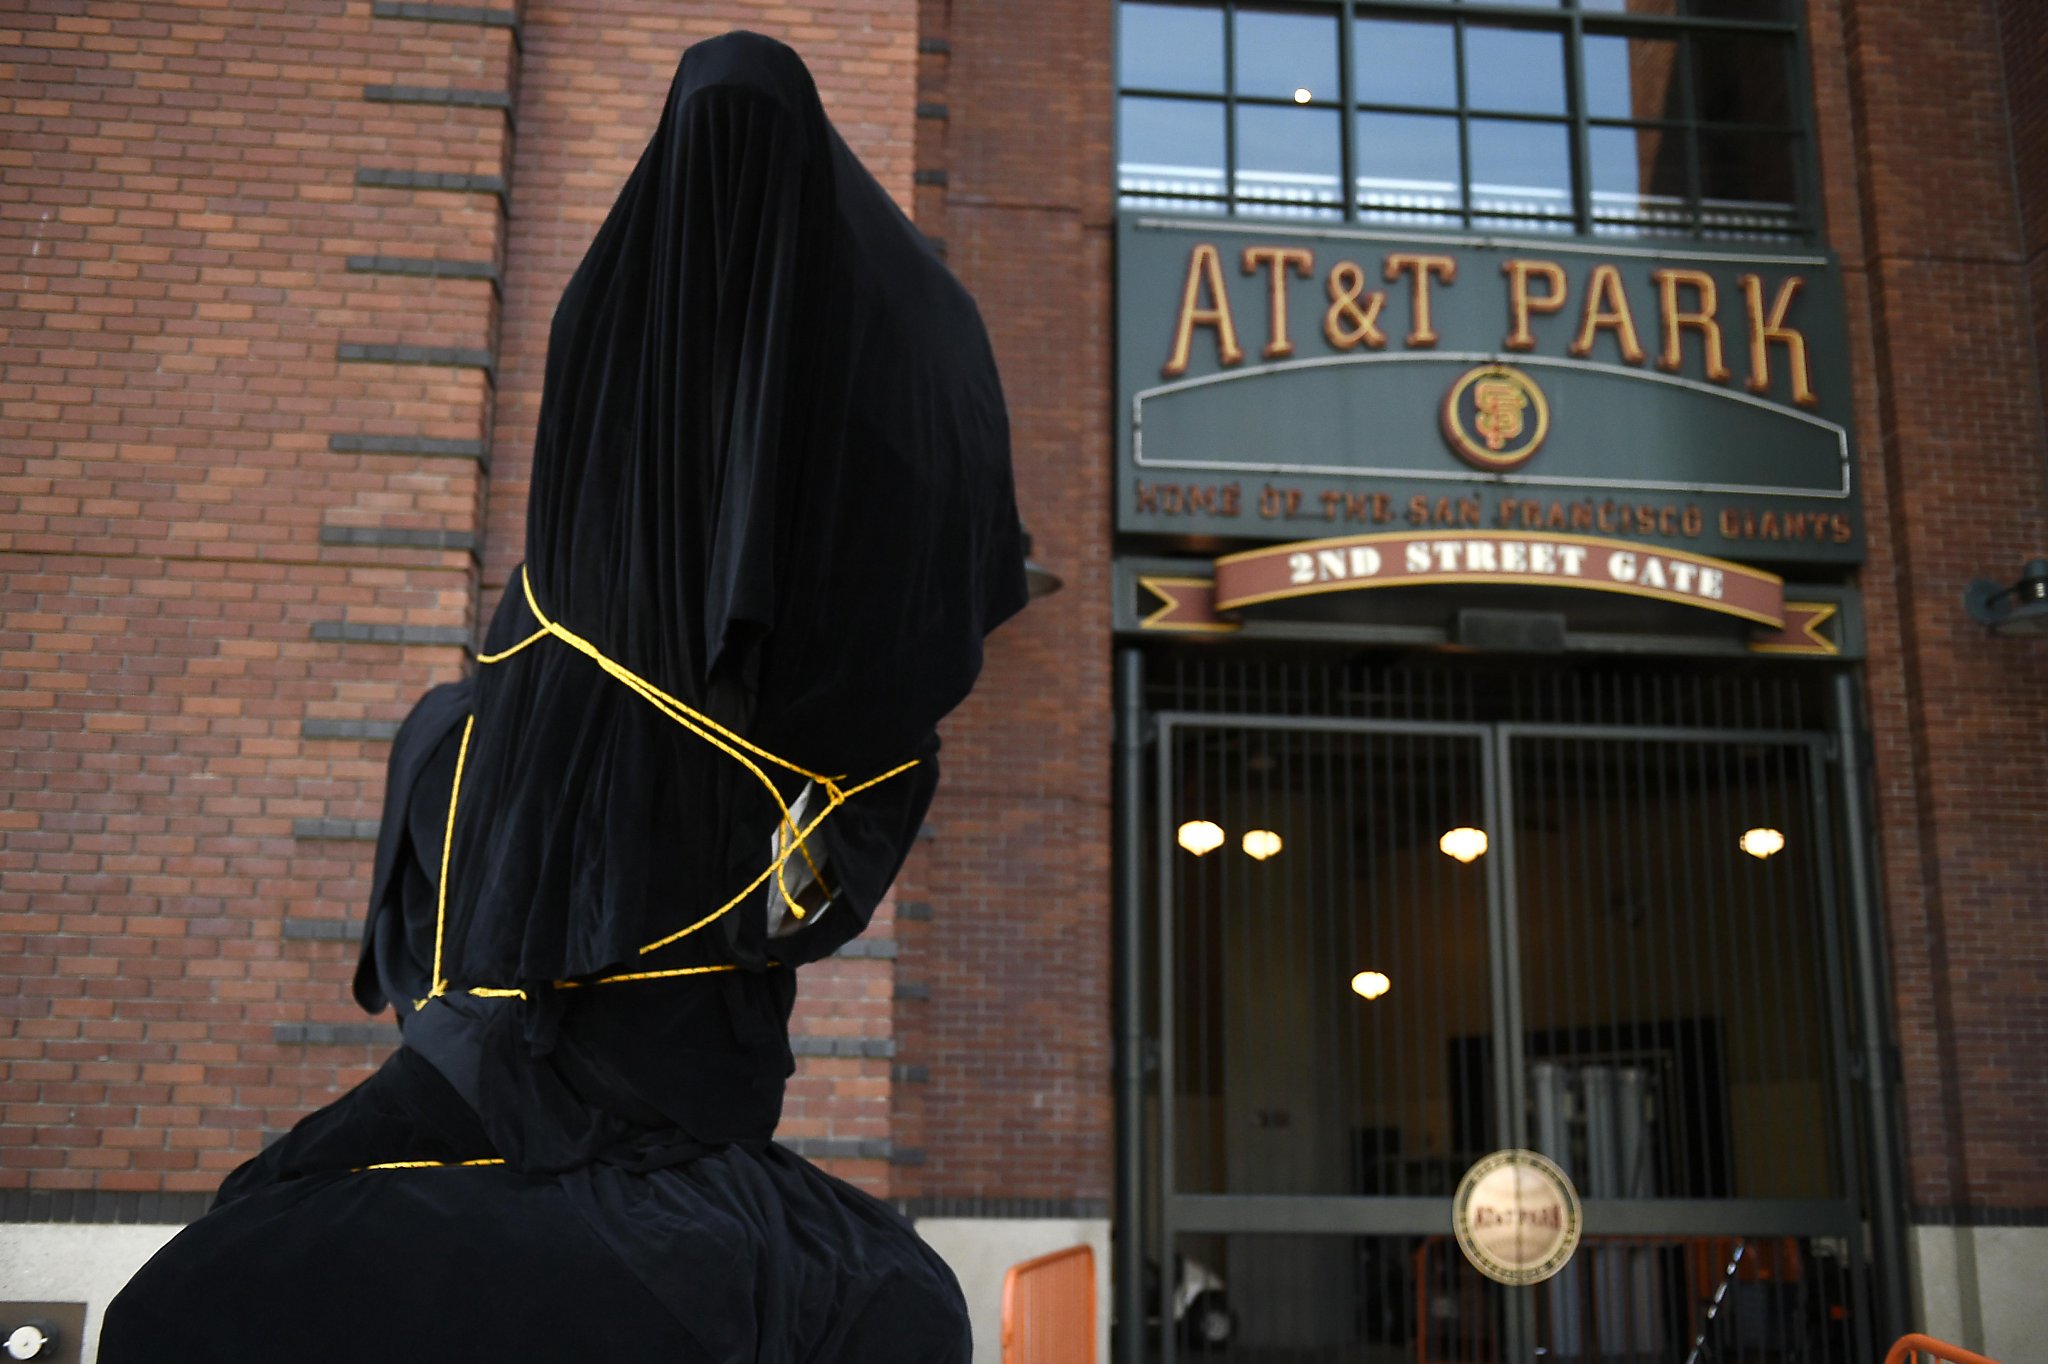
[
  {"x1": 1439, "y1": 827, "x2": 1488, "y2": 863},
  {"x1": 1739, "y1": 827, "x2": 1785, "y2": 860},
  {"x1": 1241, "y1": 829, "x2": 1283, "y2": 860},
  {"x1": 1177, "y1": 820, "x2": 1225, "y2": 856},
  {"x1": 1351, "y1": 970, "x2": 1391, "y2": 1000}
]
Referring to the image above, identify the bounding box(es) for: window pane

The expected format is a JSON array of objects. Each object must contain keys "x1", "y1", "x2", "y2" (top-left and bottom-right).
[
  {"x1": 1119, "y1": 2, "x2": 1224, "y2": 94},
  {"x1": 1589, "y1": 124, "x2": 1690, "y2": 233},
  {"x1": 1355, "y1": 111, "x2": 1462, "y2": 221},
  {"x1": 1464, "y1": 25, "x2": 1568, "y2": 116},
  {"x1": 1236, "y1": 104, "x2": 1343, "y2": 218},
  {"x1": 1698, "y1": 127, "x2": 1800, "y2": 234},
  {"x1": 1235, "y1": 7, "x2": 1340, "y2": 103},
  {"x1": 1692, "y1": 32, "x2": 1794, "y2": 125},
  {"x1": 1584, "y1": 33, "x2": 1683, "y2": 122},
  {"x1": 1469, "y1": 118, "x2": 1573, "y2": 221},
  {"x1": 1119, "y1": 96, "x2": 1227, "y2": 207},
  {"x1": 1353, "y1": 17, "x2": 1456, "y2": 109}
]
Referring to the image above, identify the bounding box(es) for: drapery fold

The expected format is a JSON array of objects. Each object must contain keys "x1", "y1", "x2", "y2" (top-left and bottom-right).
[{"x1": 431, "y1": 33, "x2": 1024, "y2": 991}]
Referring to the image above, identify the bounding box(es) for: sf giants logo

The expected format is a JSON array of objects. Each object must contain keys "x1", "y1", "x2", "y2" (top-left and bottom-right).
[{"x1": 1442, "y1": 364, "x2": 1549, "y2": 471}]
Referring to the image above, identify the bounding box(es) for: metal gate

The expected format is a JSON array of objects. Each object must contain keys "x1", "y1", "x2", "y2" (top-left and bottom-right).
[{"x1": 1125, "y1": 655, "x2": 1879, "y2": 1364}]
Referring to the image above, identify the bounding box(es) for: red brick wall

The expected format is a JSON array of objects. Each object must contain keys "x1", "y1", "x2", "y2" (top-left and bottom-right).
[
  {"x1": 888, "y1": 0, "x2": 1117, "y2": 1208},
  {"x1": 2, "y1": 0, "x2": 503, "y2": 1200},
  {"x1": 0, "y1": 0, "x2": 922, "y2": 1205},
  {"x1": 1823, "y1": 0, "x2": 2048, "y2": 1216}
]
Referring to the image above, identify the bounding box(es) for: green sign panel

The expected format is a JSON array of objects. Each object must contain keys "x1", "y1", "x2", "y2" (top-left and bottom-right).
[{"x1": 1116, "y1": 219, "x2": 1862, "y2": 565}]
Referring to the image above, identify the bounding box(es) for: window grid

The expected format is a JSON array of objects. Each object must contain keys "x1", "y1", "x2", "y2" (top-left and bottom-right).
[{"x1": 1115, "y1": 0, "x2": 1816, "y2": 243}]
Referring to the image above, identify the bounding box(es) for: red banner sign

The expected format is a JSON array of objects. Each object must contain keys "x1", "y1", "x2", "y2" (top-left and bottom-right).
[{"x1": 1212, "y1": 531, "x2": 1785, "y2": 627}]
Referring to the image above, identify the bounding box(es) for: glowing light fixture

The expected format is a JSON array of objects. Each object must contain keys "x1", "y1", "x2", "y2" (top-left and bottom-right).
[
  {"x1": 1739, "y1": 827, "x2": 1786, "y2": 860},
  {"x1": 1351, "y1": 970, "x2": 1391, "y2": 1000},
  {"x1": 1177, "y1": 820, "x2": 1225, "y2": 856},
  {"x1": 1439, "y1": 827, "x2": 1489, "y2": 863},
  {"x1": 1242, "y1": 829, "x2": 1283, "y2": 861},
  {"x1": 1293, "y1": 87, "x2": 1312, "y2": 104}
]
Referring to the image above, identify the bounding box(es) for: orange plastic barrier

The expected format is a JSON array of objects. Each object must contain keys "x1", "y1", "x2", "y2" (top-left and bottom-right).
[
  {"x1": 1884, "y1": 1334, "x2": 2002, "y2": 1364},
  {"x1": 1000, "y1": 1244, "x2": 1096, "y2": 1364}
]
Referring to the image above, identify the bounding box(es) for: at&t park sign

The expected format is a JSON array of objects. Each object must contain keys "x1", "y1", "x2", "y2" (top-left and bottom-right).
[{"x1": 1117, "y1": 219, "x2": 1863, "y2": 567}]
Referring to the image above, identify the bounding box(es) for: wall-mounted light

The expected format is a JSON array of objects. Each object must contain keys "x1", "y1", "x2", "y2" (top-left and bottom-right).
[
  {"x1": 1351, "y1": 970, "x2": 1391, "y2": 1000},
  {"x1": 1439, "y1": 827, "x2": 1488, "y2": 863},
  {"x1": 1292, "y1": 87, "x2": 1312, "y2": 104},
  {"x1": 1177, "y1": 820, "x2": 1225, "y2": 856},
  {"x1": 1964, "y1": 557, "x2": 2048, "y2": 636},
  {"x1": 1241, "y1": 829, "x2": 1283, "y2": 861},
  {"x1": 1738, "y1": 827, "x2": 1786, "y2": 860}
]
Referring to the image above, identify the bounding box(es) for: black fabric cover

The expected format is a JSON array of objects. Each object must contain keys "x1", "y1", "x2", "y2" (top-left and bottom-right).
[
  {"x1": 103, "y1": 31, "x2": 1019, "y2": 1362},
  {"x1": 441, "y1": 22, "x2": 1023, "y2": 991}
]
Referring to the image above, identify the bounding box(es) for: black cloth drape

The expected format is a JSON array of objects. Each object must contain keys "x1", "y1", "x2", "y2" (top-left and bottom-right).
[
  {"x1": 440, "y1": 26, "x2": 1023, "y2": 992},
  {"x1": 103, "y1": 32, "x2": 1019, "y2": 1362}
]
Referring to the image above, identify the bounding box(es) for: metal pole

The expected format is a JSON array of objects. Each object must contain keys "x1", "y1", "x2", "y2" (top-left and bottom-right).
[
  {"x1": 1116, "y1": 648, "x2": 1148, "y2": 1364},
  {"x1": 1829, "y1": 670, "x2": 1911, "y2": 1347}
]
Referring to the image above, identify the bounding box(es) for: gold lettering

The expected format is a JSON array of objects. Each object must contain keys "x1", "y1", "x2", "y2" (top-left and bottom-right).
[
  {"x1": 1324, "y1": 261, "x2": 1387, "y2": 350},
  {"x1": 1570, "y1": 263, "x2": 1647, "y2": 364},
  {"x1": 1653, "y1": 268, "x2": 1732, "y2": 381},
  {"x1": 1162, "y1": 243, "x2": 1243, "y2": 378},
  {"x1": 1243, "y1": 246, "x2": 1315, "y2": 359},
  {"x1": 1385, "y1": 253, "x2": 1457, "y2": 347},
  {"x1": 1503, "y1": 259, "x2": 1568, "y2": 352},
  {"x1": 1740, "y1": 274, "x2": 1816, "y2": 406}
]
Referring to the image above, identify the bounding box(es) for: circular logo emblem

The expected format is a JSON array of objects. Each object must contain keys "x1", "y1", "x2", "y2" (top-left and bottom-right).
[
  {"x1": 1451, "y1": 1149, "x2": 1583, "y2": 1286},
  {"x1": 1441, "y1": 364, "x2": 1550, "y2": 471}
]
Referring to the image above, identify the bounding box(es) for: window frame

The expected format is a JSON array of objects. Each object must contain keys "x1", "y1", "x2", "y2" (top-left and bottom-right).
[{"x1": 1114, "y1": 0, "x2": 1822, "y2": 243}]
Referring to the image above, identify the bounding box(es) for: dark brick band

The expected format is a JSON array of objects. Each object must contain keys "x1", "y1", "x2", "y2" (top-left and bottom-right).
[
  {"x1": 328, "y1": 433, "x2": 488, "y2": 462},
  {"x1": 301, "y1": 718, "x2": 405, "y2": 741},
  {"x1": 345, "y1": 254, "x2": 501, "y2": 285},
  {"x1": 320, "y1": 525, "x2": 480, "y2": 552},
  {"x1": 355, "y1": 167, "x2": 508, "y2": 198},
  {"x1": 364, "y1": 84, "x2": 514, "y2": 116},
  {"x1": 789, "y1": 1036, "x2": 896, "y2": 1059},
  {"x1": 309, "y1": 621, "x2": 471, "y2": 647},
  {"x1": 371, "y1": 2, "x2": 519, "y2": 30},
  {"x1": 291, "y1": 817, "x2": 380, "y2": 841}
]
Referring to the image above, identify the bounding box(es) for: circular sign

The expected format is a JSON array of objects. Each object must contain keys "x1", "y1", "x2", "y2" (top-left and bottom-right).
[
  {"x1": 1440, "y1": 364, "x2": 1550, "y2": 470},
  {"x1": 1451, "y1": 1148, "x2": 1583, "y2": 1286}
]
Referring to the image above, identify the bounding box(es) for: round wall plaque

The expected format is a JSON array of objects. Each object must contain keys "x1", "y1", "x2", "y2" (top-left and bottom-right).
[{"x1": 1450, "y1": 1148, "x2": 1584, "y2": 1286}]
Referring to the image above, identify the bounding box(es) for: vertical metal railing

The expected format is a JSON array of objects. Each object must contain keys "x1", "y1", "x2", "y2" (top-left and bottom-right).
[{"x1": 1128, "y1": 655, "x2": 1882, "y2": 1363}]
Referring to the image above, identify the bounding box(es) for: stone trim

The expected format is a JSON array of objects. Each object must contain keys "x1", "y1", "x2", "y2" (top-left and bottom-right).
[
  {"x1": 309, "y1": 621, "x2": 471, "y2": 647},
  {"x1": 291, "y1": 818, "x2": 380, "y2": 841},
  {"x1": 0, "y1": 1190, "x2": 214, "y2": 1225},
  {"x1": 354, "y1": 168, "x2": 507, "y2": 198}
]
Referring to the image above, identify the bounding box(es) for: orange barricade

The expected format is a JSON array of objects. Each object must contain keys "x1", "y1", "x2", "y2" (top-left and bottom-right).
[
  {"x1": 1000, "y1": 1244, "x2": 1096, "y2": 1364},
  {"x1": 1884, "y1": 1334, "x2": 2002, "y2": 1364}
]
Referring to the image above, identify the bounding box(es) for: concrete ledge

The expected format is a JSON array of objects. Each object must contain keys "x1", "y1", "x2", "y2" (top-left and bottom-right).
[{"x1": 913, "y1": 1216, "x2": 1110, "y2": 1364}]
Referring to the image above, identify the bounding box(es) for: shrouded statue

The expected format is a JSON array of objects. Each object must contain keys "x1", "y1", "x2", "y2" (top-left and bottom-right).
[{"x1": 102, "y1": 32, "x2": 1026, "y2": 1362}]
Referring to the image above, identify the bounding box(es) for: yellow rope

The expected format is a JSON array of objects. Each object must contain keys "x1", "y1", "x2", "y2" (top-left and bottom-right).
[
  {"x1": 411, "y1": 565, "x2": 917, "y2": 1006},
  {"x1": 358, "y1": 1157, "x2": 507, "y2": 1171}
]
